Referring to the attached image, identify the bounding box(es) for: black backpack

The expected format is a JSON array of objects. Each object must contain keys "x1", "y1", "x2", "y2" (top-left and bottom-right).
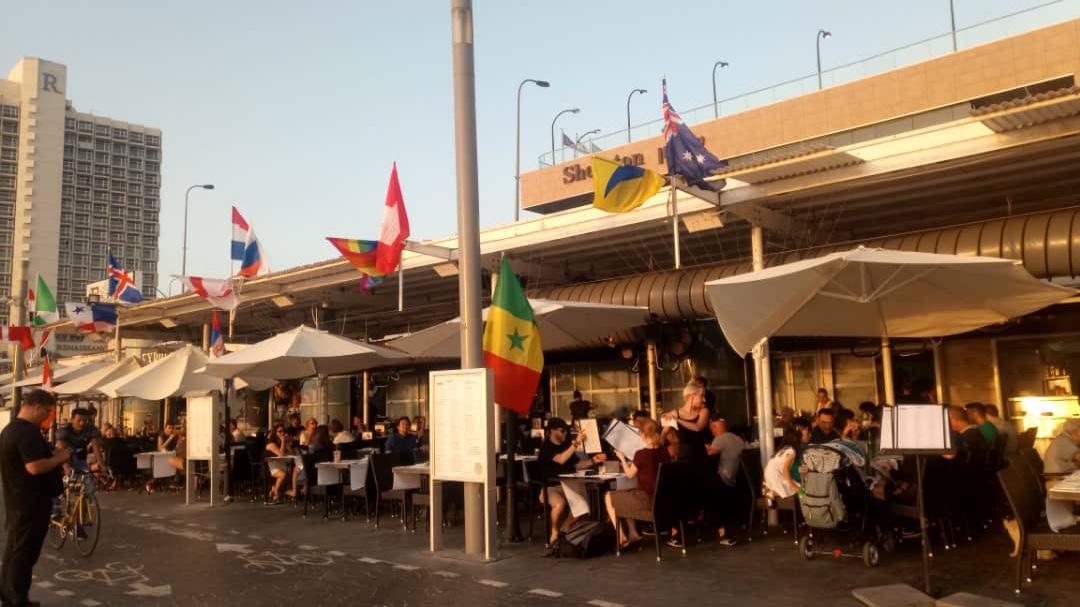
[{"x1": 554, "y1": 520, "x2": 615, "y2": 558}]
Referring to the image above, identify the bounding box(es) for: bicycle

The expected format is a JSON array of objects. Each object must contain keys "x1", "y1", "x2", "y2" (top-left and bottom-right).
[{"x1": 49, "y1": 470, "x2": 102, "y2": 557}]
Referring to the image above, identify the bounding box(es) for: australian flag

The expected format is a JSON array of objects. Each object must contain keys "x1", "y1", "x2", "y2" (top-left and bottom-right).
[
  {"x1": 107, "y1": 253, "x2": 144, "y2": 304},
  {"x1": 662, "y1": 78, "x2": 727, "y2": 190}
]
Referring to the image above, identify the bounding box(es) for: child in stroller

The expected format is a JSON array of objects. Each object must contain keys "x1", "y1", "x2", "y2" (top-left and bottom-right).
[{"x1": 797, "y1": 440, "x2": 882, "y2": 567}]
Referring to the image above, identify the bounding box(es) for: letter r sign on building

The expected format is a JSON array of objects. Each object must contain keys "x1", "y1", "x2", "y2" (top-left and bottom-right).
[{"x1": 42, "y1": 73, "x2": 62, "y2": 94}]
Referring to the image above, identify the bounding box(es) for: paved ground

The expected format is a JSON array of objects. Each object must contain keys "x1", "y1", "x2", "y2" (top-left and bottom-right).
[{"x1": 2, "y1": 487, "x2": 1077, "y2": 606}]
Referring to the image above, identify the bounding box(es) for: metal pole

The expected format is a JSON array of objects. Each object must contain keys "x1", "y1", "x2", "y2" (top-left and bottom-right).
[
  {"x1": 515, "y1": 81, "x2": 523, "y2": 223},
  {"x1": 181, "y1": 184, "x2": 214, "y2": 279},
  {"x1": 932, "y1": 340, "x2": 945, "y2": 405},
  {"x1": 451, "y1": 0, "x2": 487, "y2": 557},
  {"x1": 362, "y1": 370, "x2": 370, "y2": 427},
  {"x1": 881, "y1": 336, "x2": 895, "y2": 405},
  {"x1": 711, "y1": 61, "x2": 728, "y2": 119},
  {"x1": 626, "y1": 88, "x2": 646, "y2": 144},
  {"x1": 751, "y1": 225, "x2": 776, "y2": 474},
  {"x1": 816, "y1": 30, "x2": 830, "y2": 90},
  {"x1": 646, "y1": 341, "x2": 658, "y2": 419},
  {"x1": 550, "y1": 108, "x2": 579, "y2": 166},
  {"x1": 950, "y1": 0, "x2": 958, "y2": 51},
  {"x1": 671, "y1": 180, "x2": 681, "y2": 269}
]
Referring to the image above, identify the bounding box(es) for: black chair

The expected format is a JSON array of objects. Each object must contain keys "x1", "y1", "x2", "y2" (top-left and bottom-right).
[
  {"x1": 248, "y1": 446, "x2": 270, "y2": 502},
  {"x1": 614, "y1": 461, "x2": 695, "y2": 561},
  {"x1": 370, "y1": 453, "x2": 412, "y2": 529},
  {"x1": 1017, "y1": 427, "x2": 1037, "y2": 453},
  {"x1": 522, "y1": 459, "x2": 552, "y2": 542},
  {"x1": 997, "y1": 461, "x2": 1080, "y2": 594},
  {"x1": 103, "y1": 438, "x2": 137, "y2": 490},
  {"x1": 302, "y1": 451, "x2": 339, "y2": 519},
  {"x1": 230, "y1": 448, "x2": 253, "y2": 497}
]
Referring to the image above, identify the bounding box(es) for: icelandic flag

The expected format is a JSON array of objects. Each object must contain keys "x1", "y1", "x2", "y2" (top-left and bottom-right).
[
  {"x1": 374, "y1": 163, "x2": 411, "y2": 275},
  {"x1": 210, "y1": 311, "x2": 225, "y2": 358},
  {"x1": 231, "y1": 207, "x2": 269, "y2": 277},
  {"x1": 662, "y1": 78, "x2": 727, "y2": 190},
  {"x1": 64, "y1": 302, "x2": 118, "y2": 334},
  {"x1": 180, "y1": 276, "x2": 240, "y2": 311},
  {"x1": 108, "y1": 253, "x2": 143, "y2": 304}
]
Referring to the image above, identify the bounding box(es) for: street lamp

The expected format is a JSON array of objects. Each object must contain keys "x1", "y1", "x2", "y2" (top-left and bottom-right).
[
  {"x1": 816, "y1": 29, "x2": 832, "y2": 90},
  {"x1": 711, "y1": 61, "x2": 729, "y2": 118},
  {"x1": 626, "y1": 88, "x2": 647, "y2": 143},
  {"x1": 550, "y1": 107, "x2": 580, "y2": 161},
  {"x1": 575, "y1": 129, "x2": 600, "y2": 145},
  {"x1": 181, "y1": 183, "x2": 214, "y2": 277},
  {"x1": 514, "y1": 78, "x2": 549, "y2": 222}
]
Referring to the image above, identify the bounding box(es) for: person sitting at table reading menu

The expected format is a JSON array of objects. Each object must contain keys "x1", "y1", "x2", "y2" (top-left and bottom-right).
[
  {"x1": 384, "y1": 417, "x2": 417, "y2": 457},
  {"x1": 539, "y1": 417, "x2": 607, "y2": 553},
  {"x1": 605, "y1": 418, "x2": 669, "y2": 549},
  {"x1": 157, "y1": 423, "x2": 179, "y2": 452}
]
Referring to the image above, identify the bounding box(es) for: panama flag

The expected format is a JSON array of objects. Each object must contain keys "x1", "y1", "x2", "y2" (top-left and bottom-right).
[
  {"x1": 374, "y1": 163, "x2": 411, "y2": 275},
  {"x1": 64, "y1": 302, "x2": 118, "y2": 334},
  {"x1": 231, "y1": 207, "x2": 269, "y2": 277},
  {"x1": 108, "y1": 253, "x2": 144, "y2": 304},
  {"x1": 210, "y1": 311, "x2": 225, "y2": 358},
  {"x1": 180, "y1": 276, "x2": 240, "y2": 311}
]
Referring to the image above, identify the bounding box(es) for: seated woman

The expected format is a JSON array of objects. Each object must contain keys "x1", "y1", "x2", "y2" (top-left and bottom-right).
[
  {"x1": 265, "y1": 423, "x2": 291, "y2": 503},
  {"x1": 158, "y1": 423, "x2": 179, "y2": 452},
  {"x1": 330, "y1": 419, "x2": 356, "y2": 444},
  {"x1": 167, "y1": 429, "x2": 187, "y2": 475},
  {"x1": 288, "y1": 424, "x2": 331, "y2": 498},
  {"x1": 604, "y1": 418, "x2": 669, "y2": 549},
  {"x1": 763, "y1": 420, "x2": 810, "y2": 502}
]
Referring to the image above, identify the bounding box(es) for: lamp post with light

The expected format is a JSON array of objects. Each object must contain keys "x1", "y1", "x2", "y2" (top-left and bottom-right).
[
  {"x1": 550, "y1": 107, "x2": 580, "y2": 162},
  {"x1": 626, "y1": 88, "x2": 647, "y2": 143},
  {"x1": 514, "y1": 78, "x2": 549, "y2": 222},
  {"x1": 711, "y1": 61, "x2": 729, "y2": 118},
  {"x1": 181, "y1": 183, "x2": 215, "y2": 277},
  {"x1": 816, "y1": 29, "x2": 832, "y2": 90}
]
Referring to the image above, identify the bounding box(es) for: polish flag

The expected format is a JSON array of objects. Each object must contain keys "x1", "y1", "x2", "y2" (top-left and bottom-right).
[
  {"x1": 180, "y1": 276, "x2": 240, "y2": 311},
  {"x1": 374, "y1": 163, "x2": 411, "y2": 275}
]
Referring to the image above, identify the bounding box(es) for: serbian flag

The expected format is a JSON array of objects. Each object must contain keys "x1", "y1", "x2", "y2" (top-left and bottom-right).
[
  {"x1": 231, "y1": 207, "x2": 269, "y2": 277},
  {"x1": 108, "y1": 253, "x2": 143, "y2": 304},
  {"x1": 210, "y1": 311, "x2": 225, "y2": 358},
  {"x1": 374, "y1": 163, "x2": 411, "y2": 275},
  {"x1": 180, "y1": 276, "x2": 240, "y2": 311},
  {"x1": 482, "y1": 257, "x2": 543, "y2": 415},
  {"x1": 0, "y1": 326, "x2": 34, "y2": 350}
]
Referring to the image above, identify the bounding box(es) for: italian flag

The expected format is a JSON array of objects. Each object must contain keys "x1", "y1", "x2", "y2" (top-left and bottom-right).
[
  {"x1": 482, "y1": 257, "x2": 543, "y2": 415},
  {"x1": 32, "y1": 275, "x2": 58, "y2": 327}
]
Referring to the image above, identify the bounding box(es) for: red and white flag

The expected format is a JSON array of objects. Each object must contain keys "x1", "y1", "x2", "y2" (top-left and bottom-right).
[
  {"x1": 179, "y1": 276, "x2": 240, "y2": 311},
  {"x1": 0, "y1": 325, "x2": 34, "y2": 349},
  {"x1": 41, "y1": 354, "x2": 53, "y2": 393},
  {"x1": 374, "y1": 163, "x2": 411, "y2": 275}
]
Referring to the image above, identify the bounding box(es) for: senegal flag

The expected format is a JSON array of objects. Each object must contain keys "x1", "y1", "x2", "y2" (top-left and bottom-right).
[
  {"x1": 591, "y1": 156, "x2": 665, "y2": 213},
  {"x1": 482, "y1": 258, "x2": 543, "y2": 415}
]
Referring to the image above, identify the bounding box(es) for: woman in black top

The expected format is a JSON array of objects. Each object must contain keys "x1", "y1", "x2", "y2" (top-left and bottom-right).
[{"x1": 663, "y1": 380, "x2": 710, "y2": 463}]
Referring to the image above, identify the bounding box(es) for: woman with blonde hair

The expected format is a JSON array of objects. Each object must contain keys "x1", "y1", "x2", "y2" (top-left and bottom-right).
[
  {"x1": 662, "y1": 380, "x2": 710, "y2": 463},
  {"x1": 605, "y1": 418, "x2": 669, "y2": 549}
]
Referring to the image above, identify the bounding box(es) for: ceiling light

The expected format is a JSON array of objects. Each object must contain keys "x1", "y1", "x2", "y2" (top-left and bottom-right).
[
  {"x1": 682, "y1": 210, "x2": 726, "y2": 233},
  {"x1": 433, "y1": 262, "x2": 459, "y2": 277},
  {"x1": 160, "y1": 318, "x2": 178, "y2": 328},
  {"x1": 272, "y1": 294, "x2": 295, "y2": 308}
]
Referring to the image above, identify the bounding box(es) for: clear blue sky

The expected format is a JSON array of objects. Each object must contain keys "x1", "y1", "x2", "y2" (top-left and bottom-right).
[{"x1": 1, "y1": 0, "x2": 1072, "y2": 290}]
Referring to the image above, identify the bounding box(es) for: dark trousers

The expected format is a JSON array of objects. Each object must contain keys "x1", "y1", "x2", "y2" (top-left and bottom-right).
[
  {"x1": 709, "y1": 480, "x2": 740, "y2": 531},
  {"x1": 1, "y1": 506, "x2": 50, "y2": 605}
]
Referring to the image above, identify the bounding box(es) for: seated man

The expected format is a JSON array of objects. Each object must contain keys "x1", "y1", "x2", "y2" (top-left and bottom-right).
[
  {"x1": 809, "y1": 408, "x2": 840, "y2": 444},
  {"x1": 964, "y1": 402, "x2": 998, "y2": 446},
  {"x1": 538, "y1": 418, "x2": 606, "y2": 554},
  {"x1": 55, "y1": 407, "x2": 107, "y2": 488},
  {"x1": 383, "y1": 417, "x2": 417, "y2": 456},
  {"x1": 984, "y1": 404, "x2": 1018, "y2": 455},
  {"x1": 1043, "y1": 418, "x2": 1080, "y2": 475},
  {"x1": 944, "y1": 405, "x2": 990, "y2": 468},
  {"x1": 705, "y1": 417, "x2": 745, "y2": 546}
]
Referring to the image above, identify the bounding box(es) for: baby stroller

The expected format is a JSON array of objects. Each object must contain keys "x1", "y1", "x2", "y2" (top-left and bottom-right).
[{"x1": 796, "y1": 442, "x2": 881, "y2": 568}]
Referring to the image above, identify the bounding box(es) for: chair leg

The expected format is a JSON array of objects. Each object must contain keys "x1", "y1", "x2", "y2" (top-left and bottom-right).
[
  {"x1": 374, "y1": 496, "x2": 381, "y2": 528},
  {"x1": 679, "y1": 521, "x2": 687, "y2": 557},
  {"x1": 654, "y1": 530, "x2": 662, "y2": 562}
]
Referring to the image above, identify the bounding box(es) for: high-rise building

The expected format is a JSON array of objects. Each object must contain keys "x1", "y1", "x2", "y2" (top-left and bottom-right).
[{"x1": 0, "y1": 58, "x2": 160, "y2": 347}]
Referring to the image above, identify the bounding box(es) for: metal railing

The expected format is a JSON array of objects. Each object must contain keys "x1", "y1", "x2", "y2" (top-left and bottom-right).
[{"x1": 538, "y1": 0, "x2": 1074, "y2": 168}]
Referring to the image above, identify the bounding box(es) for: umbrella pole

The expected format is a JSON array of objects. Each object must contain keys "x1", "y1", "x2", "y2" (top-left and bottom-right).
[
  {"x1": 916, "y1": 454, "x2": 933, "y2": 595},
  {"x1": 881, "y1": 336, "x2": 895, "y2": 404},
  {"x1": 503, "y1": 411, "x2": 522, "y2": 542},
  {"x1": 646, "y1": 341, "x2": 658, "y2": 419}
]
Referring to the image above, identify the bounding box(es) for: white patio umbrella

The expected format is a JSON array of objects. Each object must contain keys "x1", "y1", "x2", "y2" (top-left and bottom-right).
[
  {"x1": 98, "y1": 345, "x2": 229, "y2": 400},
  {"x1": 704, "y1": 246, "x2": 1077, "y2": 364},
  {"x1": 53, "y1": 356, "x2": 144, "y2": 396},
  {"x1": 386, "y1": 298, "x2": 651, "y2": 358},
  {"x1": 9, "y1": 358, "x2": 113, "y2": 389},
  {"x1": 199, "y1": 325, "x2": 409, "y2": 379}
]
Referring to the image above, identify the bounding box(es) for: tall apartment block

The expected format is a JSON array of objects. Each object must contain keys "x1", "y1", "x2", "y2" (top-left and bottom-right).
[{"x1": 0, "y1": 58, "x2": 160, "y2": 350}]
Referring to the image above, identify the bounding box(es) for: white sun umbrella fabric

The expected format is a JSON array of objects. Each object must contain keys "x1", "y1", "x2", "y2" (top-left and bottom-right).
[
  {"x1": 98, "y1": 345, "x2": 229, "y2": 400},
  {"x1": 199, "y1": 325, "x2": 409, "y2": 380},
  {"x1": 387, "y1": 299, "x2": 651, "y2": 358},
  {"x1": 704, "y1": 246, "x2": 1078, "y2": 356},
  {"x1": 10, "y1": 358, "x2": 113, "y2": 389},
  {"x1": 53, "y1": 356, "x2": 144, "y2": 396}
]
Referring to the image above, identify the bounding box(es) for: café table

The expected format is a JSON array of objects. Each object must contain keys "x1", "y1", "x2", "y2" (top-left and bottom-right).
[
  {"x1": 558, "y1": 470, "x2": 637, "y2": 518},
  {"x1": 1047, "y1": 469, "x2": 1080, "y2": 501},
  {"x1": 135, "y1": 450, "x2": 176, "y2": 479},
  {"x1": 316, "y1": 457, "x2": 369, "y2": 491},
  {"x1": 391, "y1": 462, "x2": 430, "y2": 490}
]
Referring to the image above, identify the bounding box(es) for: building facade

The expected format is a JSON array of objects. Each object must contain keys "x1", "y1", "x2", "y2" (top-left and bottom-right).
[{"x1": 0, "y1": 57, "x2": 161, "y2": 350}]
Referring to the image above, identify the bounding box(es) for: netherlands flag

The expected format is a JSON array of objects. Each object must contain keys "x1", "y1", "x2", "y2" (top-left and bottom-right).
[{"x1": 231, "y1": 207, "x2": 269, "y2": 277}]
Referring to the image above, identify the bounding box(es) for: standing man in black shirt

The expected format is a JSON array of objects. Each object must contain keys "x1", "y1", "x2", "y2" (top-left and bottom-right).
[{"x1": 0, "y1": 389, "x2": 71, "y2": 607}]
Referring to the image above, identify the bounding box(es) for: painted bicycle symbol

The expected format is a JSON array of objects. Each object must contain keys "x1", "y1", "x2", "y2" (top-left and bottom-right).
[
  {"x1": 238, "y1": 551, "x2": 333, "y2": 575},
  {"x1": 55, "y1": 562, "x2": 149, "y2": 586}
]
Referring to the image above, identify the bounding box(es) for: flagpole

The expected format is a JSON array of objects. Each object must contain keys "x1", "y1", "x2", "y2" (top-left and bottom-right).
[
  {"x1": 397, "y1": 265, "x2": 404, "y2": 312},
  {"x1": 671, "y1": 181, "x2": 681, "y2": 269}
]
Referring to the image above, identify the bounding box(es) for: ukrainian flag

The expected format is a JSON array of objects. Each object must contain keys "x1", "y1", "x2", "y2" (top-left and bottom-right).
[{"x1": 591, "y1": 156, "x2": 665, "y2": 213}]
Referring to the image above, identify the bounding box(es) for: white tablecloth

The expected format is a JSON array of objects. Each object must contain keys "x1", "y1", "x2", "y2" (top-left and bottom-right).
[
  {"x1": 558, "y1": 472, "x2": 637, "y2": 518},
  {"x1": 392, "y1": 463, "x2": 430, "y2": 490},
  {"x1": 316, "y1": 458, "x2": 369, "y2": 491},
  {"x1": 1048, "y1": 469, "x2": 1080, "y2": 501},
  {"x1": 135, "y1": 451, "x2": 175, "y2": 479}
]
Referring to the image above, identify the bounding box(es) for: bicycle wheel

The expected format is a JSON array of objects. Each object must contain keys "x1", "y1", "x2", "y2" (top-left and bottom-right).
[{"x1": 74, "y1": 494, "x2": 101, "y2": 557}]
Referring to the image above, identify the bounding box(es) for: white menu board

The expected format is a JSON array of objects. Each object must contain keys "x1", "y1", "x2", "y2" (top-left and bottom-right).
[
  {"x1": 185, "y1": 393, "x2": 219, "y2": 460},
  {"x1": 429, "y1": 368, "x2": 493, "y2": 484}
]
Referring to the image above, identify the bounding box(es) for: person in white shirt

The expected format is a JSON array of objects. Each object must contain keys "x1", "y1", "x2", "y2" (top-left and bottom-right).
[{"x1": 329, "y1": 419, "x2": 356, "y2": 444}]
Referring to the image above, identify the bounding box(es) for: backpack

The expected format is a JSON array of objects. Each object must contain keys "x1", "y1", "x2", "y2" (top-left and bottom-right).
[
  {"x1": 554, "y1": 520, "x2": 615, "y2": 558},
  {"x1": 798, "y1": 469, "x2": 846, "y2": 529}
]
